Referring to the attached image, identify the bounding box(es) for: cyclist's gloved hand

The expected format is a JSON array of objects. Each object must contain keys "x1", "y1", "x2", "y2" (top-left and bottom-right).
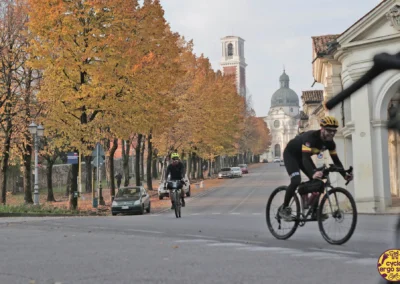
[
  {"x1": 345, "y1": 173, "x2": 353, "y2": 181},
  {"x1": 312, "y1": 171, "x2": 323, "y2": 179}
]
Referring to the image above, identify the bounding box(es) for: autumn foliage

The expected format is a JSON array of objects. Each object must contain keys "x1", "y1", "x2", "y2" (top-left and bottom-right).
[{"x1": 0, "y1": 0, "x2": 271, "y2": 206}]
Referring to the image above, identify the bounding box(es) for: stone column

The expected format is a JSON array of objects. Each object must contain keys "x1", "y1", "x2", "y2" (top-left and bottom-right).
[
  {"x1": 372, "y1": 120, "x2": 392, "y2": 211},
  {"x1": 348, "y1": 85, "x2": 378, "y2": 213}
]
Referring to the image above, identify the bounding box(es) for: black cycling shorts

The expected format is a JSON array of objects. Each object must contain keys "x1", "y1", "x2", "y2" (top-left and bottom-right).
[{"x1": 283, "y1": 149, "x2": 313, "y2": 180}]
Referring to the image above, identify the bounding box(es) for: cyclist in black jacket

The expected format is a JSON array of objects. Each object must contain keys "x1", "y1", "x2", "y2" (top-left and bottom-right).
[
  {"x1": 166, "y1": 153, "x2": 186, "y2": 209},
  {"x1": 278, "y1": 116, "x2": 353, "y2": 220}
]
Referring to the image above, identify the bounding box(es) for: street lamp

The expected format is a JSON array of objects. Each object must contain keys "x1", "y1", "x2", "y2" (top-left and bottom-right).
[{"x1": 28, "y1": 122, "x2": 44, "y2": 205}]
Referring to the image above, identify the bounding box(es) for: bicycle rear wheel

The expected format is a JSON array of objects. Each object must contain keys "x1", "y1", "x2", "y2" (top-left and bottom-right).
[
  {"x1": 318, "y1": 187, "x2": 357, "y2": 245},
  {"x1": 266, "y1": 186, "x2": 300, "y2": 240}
]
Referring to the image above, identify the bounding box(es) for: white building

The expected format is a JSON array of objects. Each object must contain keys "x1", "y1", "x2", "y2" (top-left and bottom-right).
[
  {"x1": 310, "y1": 0, "x2": 400, "y2": 213},
  {"x1": 220, "y1": 36, "x2": 247, "y2": 98},
  {"x1": 261, "y1": 71, "x2": 300, "y2": 161}
]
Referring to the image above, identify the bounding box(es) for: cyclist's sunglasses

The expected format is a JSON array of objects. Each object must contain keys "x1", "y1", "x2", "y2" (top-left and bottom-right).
[
  {"x1": 172, "y1": 158, "x2": 179, "y2": 161},
  {"x1": 324, "y1": 127, "x2": 337, "y2": 134}
]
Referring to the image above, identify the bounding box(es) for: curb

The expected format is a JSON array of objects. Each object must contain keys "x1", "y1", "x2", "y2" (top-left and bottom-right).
[{"x1": 0, "y1": 213, "x2": 84, "y2": 217}]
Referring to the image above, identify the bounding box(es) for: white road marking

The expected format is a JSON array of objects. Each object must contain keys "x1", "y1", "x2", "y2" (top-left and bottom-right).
[
  {"x1": 345, "y1": 258, "x2": 377, "y2": 265},
  {"x1": 175, "y1": 239, "x2": 213, "y2": 243},
  {"x1": 230, "y1": 212, "x2": 241, "y2": 215},
  {"x1": 229, "y1": 188, "x2": 259, "y2": 213},
  {"x1": 126, "y1": 229, "x2": 163, "y2": 234},
  {"x1": 207, "y1": 242, "x2": 247, "y2": 247},
  {"x1": 309, "y1": 248, "x2": 361, "y2": 255}
]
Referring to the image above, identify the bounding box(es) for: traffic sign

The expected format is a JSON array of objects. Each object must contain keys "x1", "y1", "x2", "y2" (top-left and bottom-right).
[{"x1": 67, "y1": 152, "x2": 78, "y2": 164}]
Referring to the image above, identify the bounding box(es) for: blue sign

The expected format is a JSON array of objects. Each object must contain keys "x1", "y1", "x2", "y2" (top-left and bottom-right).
[{"x1": 67, "y1": 152, "x2": 79, "y2": 164}]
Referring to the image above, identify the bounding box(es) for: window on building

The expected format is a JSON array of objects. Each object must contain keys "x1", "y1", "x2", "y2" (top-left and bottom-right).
[{"x1": 227, "y1": 43, "x2": 233, "y2": 56}]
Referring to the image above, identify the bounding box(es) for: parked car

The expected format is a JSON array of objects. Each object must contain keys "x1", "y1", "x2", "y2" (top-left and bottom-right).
[
  {"x1": 238, "y1": 164, "x2": 249, "y2": 174},
  {"x1": 262, "y1": 159, "x2": 268, "y2": 163},
  {"x1": 158, "y1": 174, "x2": 191, "y2": 200},
  {"x1": 273, "y1": 157, "x2": 281, "y2": 163},
  {"x1": 218, "y1": 167, "x2": 234, "y2": 179},
  {"x1": 280, "y1": 159, "x2": 285, "y2": 166},
  {"x1": 111, "y1": 186, "x2": 151, "y2": 216},
  {"x1": 231, "y1": 167, "x2": 243, "y2": 178}
]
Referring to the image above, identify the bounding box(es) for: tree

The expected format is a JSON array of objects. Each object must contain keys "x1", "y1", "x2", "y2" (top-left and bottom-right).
[
  {"x1": 0, "y1": 0, "x2": 36, "y2": 204},
  {"x1": 27, "y1": 0, "x2": 142, "y2": 209}
]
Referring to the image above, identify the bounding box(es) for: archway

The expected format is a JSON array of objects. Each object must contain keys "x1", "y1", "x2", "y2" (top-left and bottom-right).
[
  {"x1": 374, "y1": 74, "x2": 400, "y2": 208},
  {"x1": 388, "y1": 98, "x2": 400, "y2": 200},
  {"x1": 274, "y1": 144, "x2": 281, "y2": 158}
]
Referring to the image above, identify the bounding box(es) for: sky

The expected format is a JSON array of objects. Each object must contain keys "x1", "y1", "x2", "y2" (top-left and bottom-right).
[{"x1": 160, "y1": 0, "x2": 382, "y2": 117}]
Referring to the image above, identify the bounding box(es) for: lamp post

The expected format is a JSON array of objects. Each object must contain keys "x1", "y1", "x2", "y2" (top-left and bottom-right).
[{"x1": 28, "y1": 122, "x2": 44, "y2": 205}]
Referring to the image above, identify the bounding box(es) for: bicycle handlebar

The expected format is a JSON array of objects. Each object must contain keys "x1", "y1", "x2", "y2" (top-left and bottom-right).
[
  {"x1": 315, "y1": 164, "x2": 353, "y2": 185},
  {"x1": 325, "y1": 51, "x2": 400, "y2": 110}
]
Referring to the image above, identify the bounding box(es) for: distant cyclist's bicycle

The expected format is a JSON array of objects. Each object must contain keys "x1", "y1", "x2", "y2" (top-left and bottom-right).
[
  {"x1": 266, "y1": 164, "x2": 357, "y2": 245},
  {"x1": 167, "y1": 180, "x2": 184, "y2": 218}
]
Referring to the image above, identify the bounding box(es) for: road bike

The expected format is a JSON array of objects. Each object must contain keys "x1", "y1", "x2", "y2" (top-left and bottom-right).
[
  {"x1": 324, "y1": 51, "x2": 400, "y2": 283},
  {"x1": 167, "y1": 180, "x2": 184, "y2": 218},
  {"x1": 266, "y1": 164, "x2": 357, "y2": 245}
]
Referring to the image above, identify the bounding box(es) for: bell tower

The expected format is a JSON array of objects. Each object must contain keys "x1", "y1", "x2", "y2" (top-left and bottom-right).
[{"x1": 220, "y1": 36, "x2": 247, "y2": 98}]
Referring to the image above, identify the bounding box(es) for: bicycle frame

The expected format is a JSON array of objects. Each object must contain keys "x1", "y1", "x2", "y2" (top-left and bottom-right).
[{"x1": 291, "y1": 166, "x2": 351, "y2": 224}]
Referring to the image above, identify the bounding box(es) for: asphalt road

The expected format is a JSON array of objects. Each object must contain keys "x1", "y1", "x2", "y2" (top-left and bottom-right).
[{"x1": 0, "y1": 163, "x2": 395, "y2": 284}]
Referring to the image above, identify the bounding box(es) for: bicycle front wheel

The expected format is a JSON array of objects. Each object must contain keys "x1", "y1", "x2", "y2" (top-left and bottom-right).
[
  {"x1": 266, "y1": 186, "x2": 300, "y2": 240},
  {"x1": 174, "y1": 190, "x2": 181, "y2": 218},
  {"x1": 318, "y1": 187, "x2": 357, "y2": 245}
]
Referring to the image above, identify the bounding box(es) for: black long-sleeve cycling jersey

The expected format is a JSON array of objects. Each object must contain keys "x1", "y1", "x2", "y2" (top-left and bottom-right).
[
  {"x1": 284, "y1": 130, "x2": 345, "y2": 178},
  {"x1": 166, "y1": 162, "x2": 185, "y2": 180}
]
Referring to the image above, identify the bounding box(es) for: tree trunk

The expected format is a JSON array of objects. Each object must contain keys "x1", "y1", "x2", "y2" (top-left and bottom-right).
[
  {"x1": 187, "y1": 152, "x2": 192, "y2": 179},
  {"x1": 122, "y1": 139, "x2": 131, "y2": 186},
  {"x1": 84, "y1": 156, "x2": 92, "y2": 193},
  {"x1": 191, "y1": 152, "x2": 196, "y2": 179},
  {"x1": 0, "y1": 125, "x2": 12, "y2": 205},
  {"x1": 197, "y1": 157, "x2": 202, "y2": 179},
  {"x1": 65, "y1": 166, "x2": 72, "y2": 196},
  {"x1": 46, "y1": 161, "x2": 56, "y2": 202},
  {"x1": 152, "y1": 149, "x2": 158, "y2": 180},
  {"x1": 146, "y1": 134, "x2": 153, "y2": 190},
  {"x1": 109, "y1": 138, "x2": 118, "y2": 200},
  {"x1": 23, "y1": 144, "x2": 33, "y2": 204},
  {"x1": 69, "y1": 163, "x2": 78, "y2": 210},
  {"x1": 135, "y1": 134, "x2": 142, "y2": 186},
  {"x1": 140, "y1": 135, "x2": 146, "y2": 182}
]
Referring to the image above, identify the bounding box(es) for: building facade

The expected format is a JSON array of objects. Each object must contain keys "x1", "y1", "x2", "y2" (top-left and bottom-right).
[
  {"x1": 308, "y1": 0, "x2": 400, "y2": 213},
  {"x1": 220, "y1": 36, "x2": 247, "y2": 98},
  {"x1": 260, "y1": 71, "x2": 300, "y2": 161}
]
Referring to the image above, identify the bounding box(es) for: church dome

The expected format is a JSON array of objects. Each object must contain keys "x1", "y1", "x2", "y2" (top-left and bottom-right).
[{"x1": 271, "y1": 70, "x2": 299, "y2": 108}]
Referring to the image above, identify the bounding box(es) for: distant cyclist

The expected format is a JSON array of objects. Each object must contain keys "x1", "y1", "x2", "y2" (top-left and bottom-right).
[
  {"x1": 166, "y1": 153, "x2": 186, "y2": 209},
  {"x1": 278, "y1": 116, "x2": 353, "y2": 220}
]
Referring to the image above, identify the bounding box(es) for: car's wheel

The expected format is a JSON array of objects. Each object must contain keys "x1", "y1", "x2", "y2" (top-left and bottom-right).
[
  {"x1": 159, "y1": 194, "x2": 163, "y2": 200},
  {"x1": 146, "y1": 202, "x2": 151, "y2": 213},
  {"x1": 186, "y1": 186, "x2": 191, "y2": 197},
  {"x1": 112, "y1": 212, "x2": 117, "y2": 216},
  {"x1": 139, "y1": 205, "x2": 144, "y2": 215}
]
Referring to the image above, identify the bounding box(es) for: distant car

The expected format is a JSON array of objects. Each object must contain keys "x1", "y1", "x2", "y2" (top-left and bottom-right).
[
  {"x1": 218, "y1": 167, "x2": 234, "y2": 179},
  {"x1": 280, "y1": 159, "x2": 285, "y2": 167},
  {"x1": 238, "y1": 164, "x2": 248, "y2": 174},
  {"x1": 231, "y1": 167, "x2": 243, "y2": 178},
  {"x1": 158, "y1": 174, "x2": 191, "y2": 200},
  {"x1": 262, "y1": 159, "x2": 268, "y2": 163},
  {"x1": 111, "y1": 186, "x2": 151, "y2": 216},
  {"x1": 273, "y1": 158, "x2": 281, "y2": 163}
]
